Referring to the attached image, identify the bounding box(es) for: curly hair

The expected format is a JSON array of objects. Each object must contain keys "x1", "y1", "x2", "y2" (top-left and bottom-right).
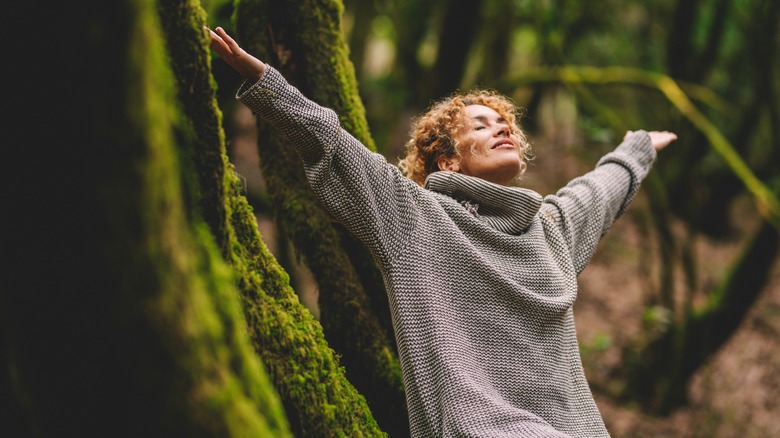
[{"x1": 398, "y1": 90, "x2": 532, "y2": 186}]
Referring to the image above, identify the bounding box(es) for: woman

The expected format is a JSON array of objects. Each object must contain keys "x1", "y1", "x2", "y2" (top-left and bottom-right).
[{"x1": 209, "y1": 27, "x2": 676, "y2": 438}]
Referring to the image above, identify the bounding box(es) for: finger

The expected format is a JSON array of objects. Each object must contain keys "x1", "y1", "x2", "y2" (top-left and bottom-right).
[
  {"x1": 207, "y1": 28, "x2": 232, "y2": 55},
  {"x1": 216, "y1": 27, "x2": 243, "y2": 55}
]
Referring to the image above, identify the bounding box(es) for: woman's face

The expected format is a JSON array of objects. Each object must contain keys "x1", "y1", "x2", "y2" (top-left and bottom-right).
[{"x1": 449, "y1": 104, "x2": 523, "y2": 186}]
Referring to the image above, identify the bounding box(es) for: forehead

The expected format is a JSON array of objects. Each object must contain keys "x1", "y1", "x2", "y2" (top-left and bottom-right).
[{"x1": 464, "y1": 104, "x2": 502, "y2": 120}]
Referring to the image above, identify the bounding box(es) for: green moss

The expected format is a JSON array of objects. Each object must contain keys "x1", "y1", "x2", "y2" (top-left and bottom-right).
[
  {"x1": 2, "y1": 0, "x2": 290, "y2": 435},
  {"x1": 155, "y1": 0, "x2": 400, "y2": 433},
  {"x1": 157, "y1": 0, "x2": 232, "y2": 256},
  {"x1": 133, "y1": 2, "x2": 291, "y2": 435},
  {"x1": 235, "y1": 1, "x2": 407, "y2": 434},
  {"x1": 157, "y1": 0, "x2": 387, "y2": 435},
  {"x1": 233, "y1": 272, "x2": 384, "y2": 436}
]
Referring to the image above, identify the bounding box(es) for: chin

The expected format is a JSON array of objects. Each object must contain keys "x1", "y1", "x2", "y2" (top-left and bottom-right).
[
  {"x1": 486, "y1": 165, "x2": 522, "y2": 186},
  {"x1": 498, "y1": 161, "x2": 522, "y2": 180}
]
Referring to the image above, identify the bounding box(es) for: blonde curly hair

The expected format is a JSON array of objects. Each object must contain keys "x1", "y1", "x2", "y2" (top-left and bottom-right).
[{"x1": 398, "y1": 90, "x2": 532, "y2": 186}]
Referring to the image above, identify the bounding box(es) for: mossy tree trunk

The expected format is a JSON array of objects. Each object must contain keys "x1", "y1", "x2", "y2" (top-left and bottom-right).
[
  {"x1": 1, "y1": 0, "x2": 288, "y2": 436},
  {"x1": 156, "y1": 1, "x2": 385, "y2": 436},
  {"x1": 235, "y1": 0, "x2": 409, "y2": 435}
]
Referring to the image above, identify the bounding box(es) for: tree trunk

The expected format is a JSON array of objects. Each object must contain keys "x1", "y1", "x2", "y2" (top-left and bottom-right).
[
  {"x1": 390, "y1": 0, "x2": 438, "y2": 107},
  {"x1": 477, "y1": 0, "x2": 516, "y2": 85},
  {"x1": 237, "y1": 1, "x2": 408, "y2": 436},
  {"x1": 345, "y1": 0, "x2": 377, "y2": 82},
  {"x1": 1, "y1": 0, "x2": 288, "y2": 435},
  {"x1": 425, "y1": 0, "x2": 484, "y2": 101},
  {"x1": 235, "y1": 0, "x2": 408, "y2": 435},
  {"x1": 156, "y1": 1, "x2": 385, "y2": 436}
]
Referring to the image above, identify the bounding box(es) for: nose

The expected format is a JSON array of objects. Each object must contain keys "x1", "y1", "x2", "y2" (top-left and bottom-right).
[{"x1": 494, "y1": 123, "x2": 510, "y2": 137}]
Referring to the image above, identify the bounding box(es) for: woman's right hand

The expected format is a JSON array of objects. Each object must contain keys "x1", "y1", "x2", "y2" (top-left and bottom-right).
[{"x1": 207, "y1": 26, "x2": 266, "y2": 82}]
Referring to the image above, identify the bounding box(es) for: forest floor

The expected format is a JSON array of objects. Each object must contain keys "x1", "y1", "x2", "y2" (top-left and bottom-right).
[{"x1": 230, "y1": 105, "x2": 780, "y2": 438}]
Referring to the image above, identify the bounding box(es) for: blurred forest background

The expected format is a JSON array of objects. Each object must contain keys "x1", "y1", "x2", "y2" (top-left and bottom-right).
[{"x1": 3, "y1": 0, "x2": 779, "y2": 437}]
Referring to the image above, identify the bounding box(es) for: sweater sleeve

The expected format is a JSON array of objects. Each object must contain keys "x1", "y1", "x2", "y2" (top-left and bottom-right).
[
  {"x1": 236, "y1": 66, "x2": 418, "y2": 265},
  {"x1": 542, "y1": 131, "x2": 656, "y2": 274}
]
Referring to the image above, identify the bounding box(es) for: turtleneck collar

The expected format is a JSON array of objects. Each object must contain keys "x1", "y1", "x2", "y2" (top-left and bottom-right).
[{"x1": 424, "y1": 171, "x2": 543, "y2": 234}]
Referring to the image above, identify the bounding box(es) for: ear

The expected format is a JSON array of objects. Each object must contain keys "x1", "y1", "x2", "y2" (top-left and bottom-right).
[{"x1": 437, "y1": 157, "x2": 460, "y2": 172}]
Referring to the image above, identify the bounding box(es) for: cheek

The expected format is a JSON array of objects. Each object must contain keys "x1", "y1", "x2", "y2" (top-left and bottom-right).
[
  {"x1": 510, "y1": 132, "x2": 524, "y2": 147},
  {"x1": 457, "y1": 134, "x2": 478, "y2": 156},
  {"x1": 472, "y1": 133, "x2": 495, "y2": 154}
]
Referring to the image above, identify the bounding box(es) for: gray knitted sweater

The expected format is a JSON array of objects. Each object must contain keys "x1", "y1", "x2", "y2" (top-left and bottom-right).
[{"x1": 238, "y1": 67, "x2": 656, "y2": 438}]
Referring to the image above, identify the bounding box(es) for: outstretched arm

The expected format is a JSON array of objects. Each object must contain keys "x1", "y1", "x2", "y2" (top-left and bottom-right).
[
  {"x1": 207, "y1": 26, "x2": 266, "y2": 82},
  {"x1": 542, "y1": 130, "x2": 676, "y2": 273},
  {"x1": 207, "y1": 27, "x2": 419, "y2": 266}
]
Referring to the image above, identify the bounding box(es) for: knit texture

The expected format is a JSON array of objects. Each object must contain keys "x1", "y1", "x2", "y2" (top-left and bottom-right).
[{"x1": 239, "y1": 66, "x2": 656, "y2": 438}]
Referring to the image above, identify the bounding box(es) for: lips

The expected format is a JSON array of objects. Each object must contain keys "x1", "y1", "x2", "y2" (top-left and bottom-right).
[{"x1": 491, "y1": 140, "x2": 515, "y2": 149}]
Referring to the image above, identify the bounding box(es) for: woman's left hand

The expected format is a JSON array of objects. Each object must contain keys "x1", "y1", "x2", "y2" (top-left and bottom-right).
[
  {"x1": 647, "y1": 131, "x2": 678, "y2": 151},
  {"x1": 624, "y1": 130, "x2": 678, "y2": 152}
]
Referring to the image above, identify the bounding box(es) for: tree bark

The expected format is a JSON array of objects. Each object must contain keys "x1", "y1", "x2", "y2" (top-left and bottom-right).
[
  {"x1": 157, "y1": 1, "x2": 385, "y2": 436},
  {"x1": 235, "y1": 0, "x2": 408, "y2": 435},
  {"x1": 426, "y1": 0, "x2": 484, "y2": 101},
  {"x1": 2, "y1": 0, "x2": 288, "y2": 435},
  {"x1": 345, "y1": 0, "x2": 377, "y2": 82}
]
